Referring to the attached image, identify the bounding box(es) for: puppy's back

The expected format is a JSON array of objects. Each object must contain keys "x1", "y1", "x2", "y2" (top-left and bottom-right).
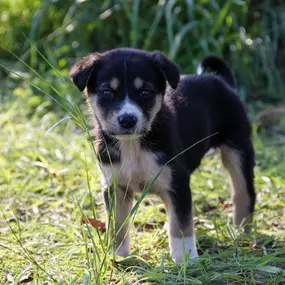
[{"x1": 166, "y1": 74, "x2": 251, "y2": 151}]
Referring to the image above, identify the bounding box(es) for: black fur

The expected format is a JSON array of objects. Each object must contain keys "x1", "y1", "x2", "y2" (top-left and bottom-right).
[
  {"x1": 197, "y1": 55, "x2": 236, "y2": 88},
  {"x1": 70, "y1": 48, "x2": 256, "y2": 259},
  {"x1": 141, "y1": 73, "x2": 255, "y2": 228},
  {"x1": 70, "y1": 53, "x2": 102, "y2": 91}
]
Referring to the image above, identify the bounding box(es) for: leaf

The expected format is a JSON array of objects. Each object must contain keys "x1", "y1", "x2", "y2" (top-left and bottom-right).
[
  {"x1": 211, "y1": 0, "x2": 232, "y2": 37},
  {"x1": 134, "y1": 221, "x2": 164, "y2": 231},
  {"x1": 219, "y1": 198, "x2": 232, "y2": 209},
  {"x1": 252, "y1": 243, "x2": 261, "y2": 250},
  {"x1": 257, "y1": 266, "x2": 285, "y2": 276},
  {"x1": 7, "y1": 274, "x2": 14, "y2": 283},
  {"x1": 83, "y1": 270, "x2": 90, "y2": 285},
  {"x1": 112, "y1": 255, "x2": 150, "y2": 268},
  {"x1": 202, "y1": 202, "x2": 217, "y2": 213},
  {"x1": 19, "y1": 273, "x2": 33, "y2": 284},
  {"x1": 81, "y1": 218, "x2": 106, "y2": 232}
]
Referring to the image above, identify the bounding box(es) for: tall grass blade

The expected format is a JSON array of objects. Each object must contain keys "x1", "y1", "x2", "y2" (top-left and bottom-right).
[
  {"x1": 211, "y1": 0, "x2": 232, "y2": 37},
  {"x1": 169, "y1": 22, "x2": 198, "y2": 59}
]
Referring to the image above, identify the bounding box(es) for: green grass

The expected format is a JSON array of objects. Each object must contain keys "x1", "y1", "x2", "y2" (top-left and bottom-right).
[
  {"x1": 1, "y1": 96, "x2": 285, "y2": 284},
  {"x1": 1, "y1": 0, "x2": 285, "y2": 283}
]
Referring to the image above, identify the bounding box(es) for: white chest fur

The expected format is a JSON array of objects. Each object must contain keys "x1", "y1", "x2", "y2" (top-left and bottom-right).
[{"x1": 100, "y1": 140, "x2": 171, "y2": 194}]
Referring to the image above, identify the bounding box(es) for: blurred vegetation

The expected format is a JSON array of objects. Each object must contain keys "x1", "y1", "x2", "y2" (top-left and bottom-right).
[{"x1": 1, "y1": 0, "x2": 285, "y2": 113}]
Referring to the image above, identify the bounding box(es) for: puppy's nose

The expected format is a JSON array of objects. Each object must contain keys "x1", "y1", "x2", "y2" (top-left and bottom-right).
[{"x1": 118, "y1": 114, "x2": 137, "y2": 129}]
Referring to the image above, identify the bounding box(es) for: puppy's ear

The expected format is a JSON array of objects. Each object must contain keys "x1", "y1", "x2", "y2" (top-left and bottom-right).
[
  {"x1": 151, "y1": 51, "x2": 180, "y2": 89},
  {"x1": 70, "y1": 53, "x2": 102, "y2": 92}
]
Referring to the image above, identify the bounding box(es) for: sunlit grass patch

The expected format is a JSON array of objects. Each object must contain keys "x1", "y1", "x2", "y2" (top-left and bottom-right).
[{"x1": 1, "y1": 97, "x2": 285, "y2": 284}]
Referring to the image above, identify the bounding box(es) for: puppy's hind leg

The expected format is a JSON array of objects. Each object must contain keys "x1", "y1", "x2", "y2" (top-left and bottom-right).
[{"x1": 221, "y1": 140, "x2": 256, "y2": 233}]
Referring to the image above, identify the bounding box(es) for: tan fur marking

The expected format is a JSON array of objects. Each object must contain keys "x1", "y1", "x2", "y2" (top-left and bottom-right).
[
  {"x1": 221, "y1": 146, "x2": 251, "y2": 228},
  {"x1": 87, "y1": 95, "x2": 109, "y2": 130},
  {"x1": 133, "y1": 77, "x2": 143, "y2": 89},
  {"x1": 147, "y1": 95, "x2": 163, "y2": 131},
  {"x1": 110, "y1": 77, "x2": 119, "y2": 90}
]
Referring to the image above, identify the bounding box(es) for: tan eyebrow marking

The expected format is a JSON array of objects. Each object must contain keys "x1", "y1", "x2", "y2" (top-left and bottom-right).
[
  {"x1": 110, "y1": 77, "x2": 119, "y2": 90},
  {"x1": 134, "y1": 77, "x2": 144, "y2": 89}
]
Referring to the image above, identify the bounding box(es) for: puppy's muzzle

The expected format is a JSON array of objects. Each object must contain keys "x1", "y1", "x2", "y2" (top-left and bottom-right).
[{"x1": 118, "y1": 114, "x2": 137, "y2": 129}]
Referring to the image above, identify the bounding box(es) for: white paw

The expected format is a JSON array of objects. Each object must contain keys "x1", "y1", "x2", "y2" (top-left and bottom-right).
[{"x1": 170, "y1": 236, "x2": 198, "y2": 264}]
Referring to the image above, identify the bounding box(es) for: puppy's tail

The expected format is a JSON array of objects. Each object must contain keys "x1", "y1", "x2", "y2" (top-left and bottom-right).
[{"x1": 197, "y1": 55, "x2": 236, "y2": 88}]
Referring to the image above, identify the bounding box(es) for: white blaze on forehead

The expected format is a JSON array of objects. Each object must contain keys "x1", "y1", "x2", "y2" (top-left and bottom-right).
[
  {"x1": 110, "y1": 77, "x2": 120, "y2": 90},
  {"x1": 133, "y1": 77, "x2": 144, "y2": 90},
  {"x1": 118, "y1": 97, "x2": 143, "y2": 122}
]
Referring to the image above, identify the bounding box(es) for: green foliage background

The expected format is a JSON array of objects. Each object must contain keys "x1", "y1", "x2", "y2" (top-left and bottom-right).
[{"x1": 1, "y1": 0, "x2": 285, "y2": 107}]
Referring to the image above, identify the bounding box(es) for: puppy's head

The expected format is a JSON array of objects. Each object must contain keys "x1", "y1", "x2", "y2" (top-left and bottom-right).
[{"x1": 70, "y1": 48, "x2": 180, "y2": 139}]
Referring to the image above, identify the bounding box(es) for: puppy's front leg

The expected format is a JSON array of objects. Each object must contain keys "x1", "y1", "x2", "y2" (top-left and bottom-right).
[
  {"x1": 103, "y1": 186, "x2": 133, "y2": 257},
  {"x1": 162, "y1": 176, "x2": 198, "y2": 264}
]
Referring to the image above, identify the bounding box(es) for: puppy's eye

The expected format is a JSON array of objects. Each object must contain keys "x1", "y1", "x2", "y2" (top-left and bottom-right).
[
  {"x1": 140, "y1": 89, "x2": 152, "y2": 99},
  {"x1": 101, "y1": 90, "x2": 113, "y2": 100}
]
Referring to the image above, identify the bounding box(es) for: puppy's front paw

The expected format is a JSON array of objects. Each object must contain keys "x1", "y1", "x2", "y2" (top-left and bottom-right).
[{"x1": 170, "y1": 236, "x2": 198, "y2": 264}]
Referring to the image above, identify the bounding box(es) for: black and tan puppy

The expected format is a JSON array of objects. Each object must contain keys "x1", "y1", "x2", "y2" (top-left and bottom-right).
[{"x1": 70, "y1": 48, "x2": 255, "y2": 264}]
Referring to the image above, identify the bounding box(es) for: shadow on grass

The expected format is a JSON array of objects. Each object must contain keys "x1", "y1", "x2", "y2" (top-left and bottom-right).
[{"x1": 108, "y1": 228, "x2": 285, "y2": 284}]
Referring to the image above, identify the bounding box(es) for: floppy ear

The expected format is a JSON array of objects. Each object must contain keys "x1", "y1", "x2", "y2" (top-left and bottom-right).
[
  {"x1": 151, "y1": 51, "x2": 180, "y2": 89},
  {"x1": 70, "y1": 53, "x2": 102, "y2": 92}
]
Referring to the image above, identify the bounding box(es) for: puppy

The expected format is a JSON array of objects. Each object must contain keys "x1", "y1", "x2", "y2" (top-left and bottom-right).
[{"x1": 70, "y1": 48, "x2": 256, "y2": 264}]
